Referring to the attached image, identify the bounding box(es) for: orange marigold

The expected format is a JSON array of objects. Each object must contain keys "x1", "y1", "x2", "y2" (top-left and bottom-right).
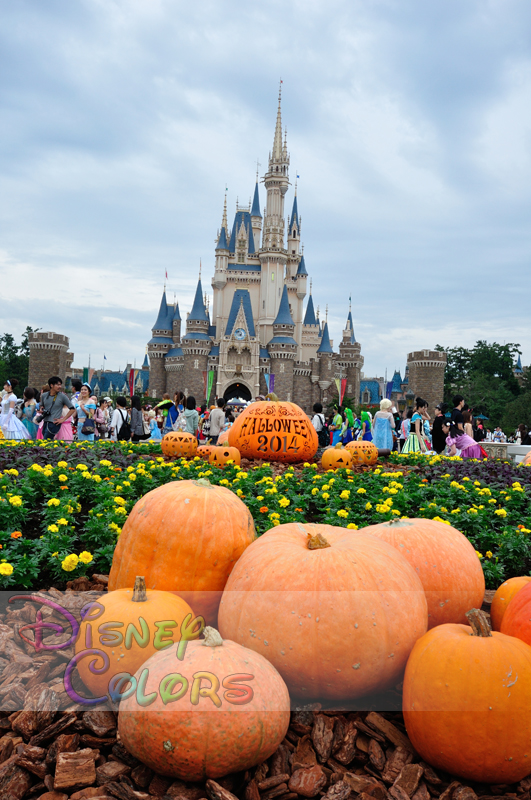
[
  {"x1": 259, "y1": 506, "x2": 269, "y2": 513},
  {"x1": 10, "y1": 531, "x2": 22, "y2": 539}
]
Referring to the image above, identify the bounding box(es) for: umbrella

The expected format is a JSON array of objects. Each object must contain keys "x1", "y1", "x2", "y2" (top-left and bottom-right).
[
  {"x1": 226, "y1": 398, "x2": 247, "y2": 407},
  {"x1": 475, "y1": 414, "x2": 489, "y2": 420}
]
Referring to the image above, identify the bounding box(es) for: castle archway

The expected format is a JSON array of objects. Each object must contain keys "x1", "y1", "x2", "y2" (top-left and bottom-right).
[{"x1": 223, "y1": 382, "x2": 252, "y2": 402}]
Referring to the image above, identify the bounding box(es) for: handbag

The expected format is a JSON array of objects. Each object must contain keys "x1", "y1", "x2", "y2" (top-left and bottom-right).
[
  {"x1": 172, "y1": 412, "x2": 187, "y2": 433},
  {"x1": 81, "y1": 418, "x2": 95, "y2": 435}
]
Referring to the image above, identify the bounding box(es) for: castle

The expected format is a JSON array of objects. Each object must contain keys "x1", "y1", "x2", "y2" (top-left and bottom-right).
[{"x1": 147, "y1": 91, "x2": 366, "y2": 413}]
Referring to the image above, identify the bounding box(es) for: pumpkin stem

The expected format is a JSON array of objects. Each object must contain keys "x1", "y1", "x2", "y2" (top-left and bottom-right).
[
  {"x1": 334, "y1": 442, "x2": 343, "y2": 449},
  {"x1": 202, "y1": 626, "x2": 224, "y2": 647},
  {"x1": 132, "y1": 576, "x2": 147, "y2": 603},
  {"x1": 466, "y1": 608, "x2": 492, "y2": 637},
  {"x1": 307, "y1": 532, "x2": 331, "y2": 550},
  {"x1": 266, "y1": 392, "x2": 279, "y2": 402},
  {"x1": 194, "y1": 478, "x2": 211, "y2": 488}
]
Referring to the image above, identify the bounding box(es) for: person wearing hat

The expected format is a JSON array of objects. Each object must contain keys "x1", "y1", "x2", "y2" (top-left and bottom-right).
[{"x1": 432, "y1": 402, "x2": 450, "y2": 454}]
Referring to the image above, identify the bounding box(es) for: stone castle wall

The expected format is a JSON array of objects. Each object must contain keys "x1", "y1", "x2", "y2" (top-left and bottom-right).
[
  {"x1": 407, "y1": 350, "x2": 447, "y2": 414},
  {"x1": 28, "y1": 332, "x2": 73, "y2": 390}
]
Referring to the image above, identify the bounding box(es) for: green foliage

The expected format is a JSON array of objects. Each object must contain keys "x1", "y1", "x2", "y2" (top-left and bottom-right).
[
  {"x1": 501, "y1": 392, "x2": 531, "y2": 432},
  {"x1": 0, "y1": 327, "x2": 37, "y2": 389}
]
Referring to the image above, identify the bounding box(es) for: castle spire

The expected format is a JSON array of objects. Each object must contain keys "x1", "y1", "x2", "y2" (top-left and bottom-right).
[
  {"x1": 251, "y1": 180, "x2": 261, "y2": 218},
  {"x1": 188, "y1": 277, "x2": 208, "y2": 322},
  {"x1": 272, "y1": 82, "x2": 283, "y2": 161}
]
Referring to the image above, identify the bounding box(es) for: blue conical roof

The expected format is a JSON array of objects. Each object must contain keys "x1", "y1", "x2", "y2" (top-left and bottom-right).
[
  {"x1": 142, "y1": 352, "x2": 149, "y2": 369},
  {"x1": 216, "y1": 226, "x2": 228, "y2": 251},
  {"x1": 346, "y1": 310, "x2": 356, "y2": 343},
  {"x1": 152, "y1": 291, "x2": 172, "y2": 332},
  {"x1": 290, "y1": 194, "x2": 300, "y2": 235},
  {"x1": 303, "y1": 294, "x2": 317, "y2": 325},
  {"x1": 515, "y1": 355, "x2": 523, "y2": 373},
  {"x1": 188, "y1": 279, "x2": 209, "y2": 322},
  {"x1": 274, "y1": 285, "x2": 294, "y2": 326},
  {"x1": 296, "y1": 255, "x2": 308, "y2": 276},
  {"x1": 317, "y1": 322, "x2": 333, "y2": 354},
  {"x1": 251, "y1": 182, "x2": 261, "y2": 218},
  {"x1": 173, "y1": 302, "x2": 181, "y2": 321}
]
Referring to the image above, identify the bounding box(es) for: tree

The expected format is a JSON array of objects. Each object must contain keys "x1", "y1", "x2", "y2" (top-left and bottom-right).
[
  {"x1": 0, "y1": 327, "x2": 37, "y2": 389},
  {"x1": 501, "y1": 392, "x2": 531, "y2": 433}
]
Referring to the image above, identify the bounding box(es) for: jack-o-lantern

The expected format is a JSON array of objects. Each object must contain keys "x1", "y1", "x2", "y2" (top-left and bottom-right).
[
  {"x1": 209, "y1": 446, "x2": 241, "y2": 467},
  {"x1": 321, "y1": 445, "x2": 353, "y2": 471},
  {"x1": 161, "y1": 431, "x2": 198, "y2": 459},
  {"x1": 345, "y1": 440, "x2": 378, "y2": 465},
  {"x1": 228, "y1": 400, "x2": 318, "y2": 463},
  {"x1": 524, "y1": 451, "x2": 531, "y2": 466},
  {"x1": 217, "y1": 430, "x2": 230, "y2": 446},
  {"x1": 197, "y1": 445, "x2": 214, "y2": 461}
]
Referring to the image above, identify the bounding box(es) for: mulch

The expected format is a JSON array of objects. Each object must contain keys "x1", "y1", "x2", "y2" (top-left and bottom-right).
[{"x1": 0, "y1": 584, "x2": 521, "y2": 800}]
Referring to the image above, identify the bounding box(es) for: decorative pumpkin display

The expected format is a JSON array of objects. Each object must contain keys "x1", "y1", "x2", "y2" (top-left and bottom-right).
[
  {"x1": 209, "y1": 446, "x2": 241, "y2": 467},
  {"x1": 109, "y1": 479, "x2": 256, "y2": 626},
  {"x1": 197, "y1": 445, "x2": 214, "y2": 461},
  {"x1": 227, "y1": 400, "x2": 318, "y2": 463},
  {"x1": 75, "y1": 577, "x2": 196, "y2": 699},
  {"x1": 218, "y1": 522, "x2": 427, "y2": 699},
  {"x1": 321, "y1": 444, "x2": 353, "y2": 471},
  {"x1": 345, "y1": 440, "x2": 378, "y2": 465},
  {"x1": 118, "y1": 627, "x2": 290, "y2": 781},
  {"x1": 403, "y1": 609, "x2": 531, "y2": 783},
  {"x1": 491, "y1": 576, "x2": 531, "y2": 631},
  {"x1": 364, "y1": 518, "x2": 485, "y2": 628},
  {"x1": 161, "y1": 431, "x2": 198, "y2": 459},
  {"x1": 217, "y1": 430, "x2": 230, "y2": 446},
  {"x1": 523, "y1": 450, "x2": 531, "y2": 466},
  {"x1": 500, "y1": 580, "x2": 531, "y2": 645}
]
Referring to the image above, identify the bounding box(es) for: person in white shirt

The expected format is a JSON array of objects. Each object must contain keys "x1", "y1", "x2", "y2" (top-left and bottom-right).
[
  {"x1": 209, "y1": 398, "x2": 226, "y2": 445},
  {"x1": 110, "y1": 396, "x2": 129, "y2": 441}
]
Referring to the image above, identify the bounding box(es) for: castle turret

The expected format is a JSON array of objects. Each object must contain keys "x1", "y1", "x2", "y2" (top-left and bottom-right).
[
  {"x1": 286, "y1": 190, "x2": 301, "y2": 280},
  {"x1": 267, "y1": 284, "x2": 297, "y2": 400},
  {"x1": 250, "y1": 179, "x2": 262, "y2": 251},
  {"x1": 181, "y1": 277, "x2": 211, "y2": 401},
  {"x1": 28, "y1": 332, "x2": 73, "y2": 389},
  {"x1": 148, "y1": 291, "x2": 173, "y2": 397},
  {"x1": 338, "y1": 304, "x2": 363, "y2": 403},
  {"x1": 317, "y1": 321, "x2": 334, "y2": 405},
  {"x1": 406, "y1": 350, "x2": 447, "y2": 412}
]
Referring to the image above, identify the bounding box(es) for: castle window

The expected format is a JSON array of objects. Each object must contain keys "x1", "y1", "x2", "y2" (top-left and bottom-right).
[
  {"x1": 280, "y1": 363, "x2": 285, "y2": 373},
  {"x1": 194, "y1": 359, "x2": 199, "y2": 369}
]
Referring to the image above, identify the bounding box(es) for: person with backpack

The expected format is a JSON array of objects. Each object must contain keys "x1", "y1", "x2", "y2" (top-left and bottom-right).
[
  {"x1": 312, "y1": 402, "x2": 329, "y2": 449},
  {"x1": 110, "y1": 397, "x2": 130, "y2": 441}
]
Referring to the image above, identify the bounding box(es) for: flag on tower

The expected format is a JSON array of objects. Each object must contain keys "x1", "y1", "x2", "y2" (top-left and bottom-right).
[{"x1": 165, "y1": 270, "x2": 168, "y2": 280}]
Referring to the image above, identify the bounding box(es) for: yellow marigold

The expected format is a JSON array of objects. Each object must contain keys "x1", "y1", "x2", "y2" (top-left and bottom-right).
[
  {"x1": 256, "y1": 495, "x2": 264, "y2": 501},
  {"x1": 475, "y1": 550, "x2": 483, "y2": 559},
  {"x1": 236, "y1": 472, "x2": 248, "y2": 479},
  {"x1": 113, "y1": 496, "x2": 126, "y2": 506},
  {"x1": 78, "y1": 551, "x2": 93, "y2": 564},
  {"x1": 129, "y1": 474, "x2": 136, "y2": 481},
  {"x1": 47, "y1": 524, "x2": 59, "y2": 533},
  {"x1": 99, "y1": 460, "x2": 112, "y2": 466},
  {"x1": 337, "y1": 509, "x2": 348, "y2": 518},
  {"x1": 467, "y1": 508, "x2": 478, "y2": 515},
  {"x1": 8, "y1": 496, "x2": 22, "y2": 507},
  {"x1": 57, "y1": 461, "x2": 67, "y2": 468},
  {"x1": 322, "y1": 492, "x2": 330, "y2": 500},
  {"x1": 365, "y1": 502, "x2": 372, "y2": 510},
  {"x1": 220, "y1": 479, "x2": 229, "y2": 486},
  {"x1": 115, "y1": 507, "x2": 127, "y2": 515},
  {"x1": 278, "y1": 497, "x2": 290, "y2": 508},
  {"x1": 58, "y1": 475, "x2": 68, "y2": 482},
  {"x1": 340, "y1": 490, "x2": 350, "y2": 500},
  {"x1": 61, "y1": 554, "x2": 79, "y2": 572},
  {"x1": 236, "y1": 489, "x2": 244, "y2": 497},
  {"x1": 47, "y1": 498, "x2": 61, "y2": 507},
  {"x1": 357, "y1": 488, "x2": 366, "y2": 494},
  {"x1": 488, "y1": 498, "x2": 497, "y2": 504},
  {"x1": 30, "y1": 464, "x2": 43, "y2": 472},
  {"x1": 76, "y1": 464, "x2": 88, "y2": 472},
  {"x1": 347, "y1": 523, "x2": 358, "y2": 529},
  {"x1": 57, "y1": 518, "x2": 68, "y2": 526},
  {"x1": 486, "y1": 551, "x2": 493, "y2": 559},
  {"x1": 495, "y1": 509, "x2": 507, "y2": 517},
  {"x1": 0, "y1": 563, "x2": 14, "y2": 576},
  {"x1": 451, "y1": 509, "x2": 460, "y2": 514},
  {"x1": 92, "y1": 475, "x2": 102, "y2": 483},
  {"x1": 311, "y1": 487, "x2": 319, "y2": 495}
]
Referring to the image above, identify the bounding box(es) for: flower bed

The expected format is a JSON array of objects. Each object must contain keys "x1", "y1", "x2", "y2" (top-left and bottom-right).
[{"x1": 0, "y1": 440, "x2": 530, "y2": 589}]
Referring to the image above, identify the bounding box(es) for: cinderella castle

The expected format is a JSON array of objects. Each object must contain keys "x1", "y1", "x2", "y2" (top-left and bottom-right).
[{"x1": 147, "y1": 90, "x2": 366, "y2": 413}]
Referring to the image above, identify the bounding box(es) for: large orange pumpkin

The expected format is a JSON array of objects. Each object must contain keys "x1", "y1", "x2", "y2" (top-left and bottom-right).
[
  {"x1": 209, "y1": 446, "x2": 241, "y2": 467},
  {"x1": 217, "y1": 430, "x2": 230, "y2": 445},
  {"x1": 523, "y1": 451, "x2": 531, "y2": 466},
  {"x1": 118, "y1": 627, "x2": 290, "y2": 781},
  {"x1": 228, "y1": 401, "x2": 318, "y2": 463},
  {"x1": 491, "y1": 576, "x2": 531, "y2": 631},
  {"x1": 161, "y1": 432, "x2": 198, "y2": 458},
  {"x1": 345, "y1": 440, "x2": 378, "y2": 465},
  {"x1": 75, "y1": 577, "x2": 197, "y2": 699},
  {"x1": 108, "y1": 480, "x2": 256, "y2": 626},
  {"x1": 501, "y1": 581, "x2": 531, "y2": 644},
  {"x1": 218, "y1": 522, "x2": 427, "y2": 699},
  {"x1": 403, "y1": 609, "x2": 531, "y2": 783},
  {"x1": 364, "y1": 518, "x2": 485, "y2": 628},
  {"x1": 321, "y1": 445, "x2": 352, "y2": 471}
]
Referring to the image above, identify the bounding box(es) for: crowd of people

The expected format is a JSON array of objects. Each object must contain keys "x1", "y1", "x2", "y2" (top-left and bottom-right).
[{"x1": 1, "y1": 376, "x2": 529, "y2": 457}]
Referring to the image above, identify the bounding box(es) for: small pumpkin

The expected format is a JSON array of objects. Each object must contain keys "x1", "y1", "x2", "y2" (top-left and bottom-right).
[
  {"x1": 345, "y1": 440, "x2": 378, "y2": 465},
  {"x1": 209, "y1": 446, "x2": 241, "y2": 467},
  {"x1": 108, "y1": 479, "x2": 256, "y2": 626},
  {"x1": 197, "y1": 445, "x2": 214, "y2": 461},
  {"x1": 217, "y1": 430, "x2": 230, "y2": 445},
  {"x1": 161, "y1": 431, "x2": 198, "y2": 459},
  {"x1": 118, "y1": 627, "x2": 290, "y2": 781},
  {"x1": 228, "y1": 400, "x2": 318, "y2": 463},
  {"x1": 364, "y1": 518, "x2": 485, "y2": 628},
  {"x1": 523, "y1": 451, "x2": 531, "y2": 466},
  {"x1": 219, "y1": 522, "x2": 427, "y2": 699},
  {"x1": 321, "y1": 444, "x2": 352, "y2": 471},
  {"x1": 500, "y1": 580, "x2": 531, "y2": 644},
  {"x1": 75, "y1": 577, "x2": 197, "y2": 699},
  {"x1": 491, "y1": 576, "x2": 531, "y2": 631},
  {"x1": 403, "y1": 609, "x2": 531, "y2": 783}
]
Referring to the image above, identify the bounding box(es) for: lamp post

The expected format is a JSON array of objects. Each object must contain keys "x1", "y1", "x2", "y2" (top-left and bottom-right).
[{"x1": 405, "y1": 389, "x2": 415, "y2": 410}]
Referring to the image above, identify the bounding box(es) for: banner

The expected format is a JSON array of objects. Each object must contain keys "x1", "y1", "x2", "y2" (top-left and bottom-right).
[
  {"x1": 269, "y1": 374, "x2": 275, "y2": 393},
  {"x1": 264, "y1": 373, "x2": 270, "y2": 393},
  {"x1": 206, "y1": 370, "x2": 215, "y2": 404},
  {"x1": 88, "y1": 368, "x2": 95, "y2": 387},
  {"x1": 335, "y1": 378, "x2": 340, "y2": 398},
  {"x1": 129, "y1": 368, "x2": 139, "y2": 397},
  {"x1": 82, "y1": 368, "x2": 88, "y2": 384},
  {"x1": 334, "y1": 378, "x2": 347, "y2": 405},
  {"x1": 202, "y1": 371, "x2": 208, "y2": 400}
]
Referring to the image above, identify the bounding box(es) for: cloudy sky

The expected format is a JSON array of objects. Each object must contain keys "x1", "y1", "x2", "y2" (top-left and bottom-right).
[{"x1": 1, "y1": 0, "x2": 530, "y2": 379}]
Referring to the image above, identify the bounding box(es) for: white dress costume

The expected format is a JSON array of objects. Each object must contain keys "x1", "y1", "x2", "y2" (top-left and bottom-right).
[{"x1": 0, "y1": 392, "x2": 30, "y2": 440}]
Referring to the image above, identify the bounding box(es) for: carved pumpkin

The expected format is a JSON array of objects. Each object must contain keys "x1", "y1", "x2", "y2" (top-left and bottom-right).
[
  {"x1": 161, "y1": 431, "x2": 198, "y2": 459},
  {"x1": 209, "y1": 446, "x2": 241, "y2": 467},
  {"x1": 321, "y1": 445, "x2": 353, "y2": 471},
  {"x1": 75, "y1": 577, "x2": 197, "y2": 699},
  {"x1": 118, "y1": 626, "x2": 290, "y2": 781},
  {"x1": 364, "y1": 518, "x2": 485, "y2": 628},
  {"x1": 228, "y1": 400, "x2": 318, "y2": 463},
  {"x1": 218, "y1": 522, "x2": 427, "y2": 699},
  {"x1": 524, "y1": 450, "x2": 531, "y2": 466},
  {"x1": 501, "y1": 581, "x2": 531, "y2": 645},
  {"x1": 491, "y1": 576, "x2": 531, "y2": 631},
  {"x1": 197, "y1": 445, "x2": 214, "y2": 461},
  {"x1": 404, "y1": 609, "x2": 531, "y2": 783},
  {"x1": 217, "y1": 430, "x2": 230, "y2": 445},
  {"x1": 109, "y1": 479, "x2": 256, "y2": 626},
  {"x1": 345, "y1": 440, "x2": 379, "y2": 465}
]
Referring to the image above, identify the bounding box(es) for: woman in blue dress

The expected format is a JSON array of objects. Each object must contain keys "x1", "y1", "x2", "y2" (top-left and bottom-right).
[
  {"x1": 21, "y1": 387, "x2": 39, "y2": 439},
  {"x1": 74, "y1": 383, "x2": 97, "y2": 442},
  {"x1": 148, "y1": 410, "x2": 162, "y2": 441},
  {"x1": 361, "y1": 410, "x2": 373, "y2": 441},
  {"x1": 402, "y1": 398, "x2": 429, "y2": 454},
  {"x1": 372, "y1": 399, "x2": 394, "y2": 449}
]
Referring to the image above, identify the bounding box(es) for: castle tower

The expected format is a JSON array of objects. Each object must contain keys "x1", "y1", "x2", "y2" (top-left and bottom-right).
[
  {"x1": 181, "y1": 277, "x2": 212, "y2": 401},
  {"x1": 267, "y1": 284, "x2": 297, "y2": 400},
  {"x1": 338, "y1": 304, "x2": 364, "y2": 403},
  {"x1": 317, "y1": 321, "x2": 334, "y2": 405},
  {"x1": 250, "y1": 179, "x2": 262, "y2": 252},
  {"x1": 406, "y1": 350, "x2": 447, "y2": 413},
  {"x1": 259, "y1": 87, "x2": 290, "y2": 347},
  {"x1": 148, "y1": 291, "x2": 173, "y2": 397},
  {"x1": 286, "y1": 190, "x2": 300, "y2": 279},
  {"x1": 28, "y1": 332, "x2": 73, "y2": 389}
]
